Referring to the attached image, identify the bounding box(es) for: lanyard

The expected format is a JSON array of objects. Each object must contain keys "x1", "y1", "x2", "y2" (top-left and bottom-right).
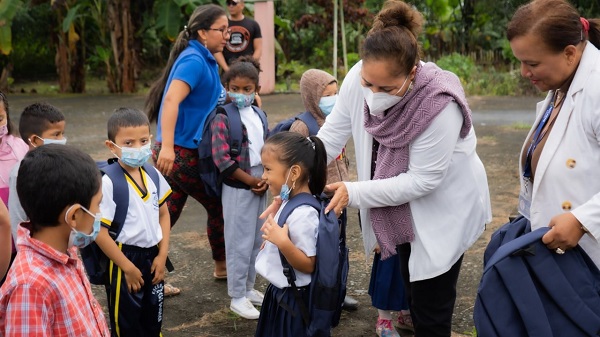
[{"x1": 523, "y1": 94, "x2": 558, "y2": 178}]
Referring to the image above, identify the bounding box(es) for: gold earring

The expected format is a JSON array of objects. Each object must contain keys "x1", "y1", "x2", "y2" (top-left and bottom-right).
[{"x1": 203, "y1": 39, "x2": 207, "y2": 47}]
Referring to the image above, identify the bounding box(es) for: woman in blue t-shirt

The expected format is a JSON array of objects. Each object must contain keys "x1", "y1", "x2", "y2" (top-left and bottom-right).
[{"x1": 145, "y1": 4, "x2": 230, "y2": 284}]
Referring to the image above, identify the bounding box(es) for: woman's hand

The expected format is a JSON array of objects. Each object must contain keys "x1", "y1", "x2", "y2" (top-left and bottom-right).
[
  {"x1": 261, "y1": 214, "x2": 289, "y2": 247},
  {"x1": 156, "y1": 146, "x2": 175, "y2": 176},
  {"x1": 324, "y1": 182, "x2": 349, "y2": 217},
  {"x1": 542, "y1": 212, "x2": 585, "y2": 253}
]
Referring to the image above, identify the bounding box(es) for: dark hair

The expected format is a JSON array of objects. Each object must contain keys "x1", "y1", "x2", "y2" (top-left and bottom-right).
[
  {"x1": 223, "y1": 56, "x2": 261, "y2": 88},
  {"x1": 507, "y1": 0, "x2": 600, "y2": 52},
  {"x1": 0, "y1": 91, "x2": 17, "y2": 136},
  {"x1": 17, "y1": 144, "x2": 101, "y2": 232},
  {"x1": 19, "y1": 102, "x2": 65, "y2": 145},
  {"x1": 263, "y1": 132, "x2": 327, "y2": 196},
  {"x1": 361, "y1": 0, "x2": 423, "y2": 77},
  {"x1": 145, "y1": 4, "x2": 227, "y2": 123},
  {"x1": 107, "y1": 107, "x2": 150, "y2": 142}
]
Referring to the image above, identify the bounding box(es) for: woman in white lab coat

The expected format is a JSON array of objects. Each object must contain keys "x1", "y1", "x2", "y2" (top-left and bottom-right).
[
  {"x1": 508, "y1": 0, "x2": 600, "y2": 266},
  {"x1": 317, "y1": 1, "x2": 492, "y2": 336}
]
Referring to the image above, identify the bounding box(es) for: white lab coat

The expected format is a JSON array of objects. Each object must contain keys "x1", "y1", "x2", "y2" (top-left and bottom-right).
[
  {"x1": 519, "y1": 42, "x2": 600, "y2": 267},
  {"x1": 318, "y1": 61, "x2": 492, "y2": 281}
]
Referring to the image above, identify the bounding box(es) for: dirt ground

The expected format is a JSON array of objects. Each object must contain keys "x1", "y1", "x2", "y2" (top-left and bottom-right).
[{"x1": 8, "y1": 93, "x2": 540, "y2": 337}]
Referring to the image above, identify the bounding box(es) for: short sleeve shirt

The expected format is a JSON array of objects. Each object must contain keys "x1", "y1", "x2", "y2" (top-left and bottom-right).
[
  {"x1": 223, "y1": 17, "x2": 262, "y2": 64},
  {"x1": 99, "y1": 165, "x2": 172, "y2": 247},
  {"x1": 255, "y1": 203, "x2": 318, "y2": 288},
  {"x1": 156, "y1": 40, "x2": 222, "y2": 149}
]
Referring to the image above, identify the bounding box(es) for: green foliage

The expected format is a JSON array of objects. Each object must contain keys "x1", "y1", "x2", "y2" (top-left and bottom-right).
[
  {"x1": 436, "y1": 53, "x2": 534, "y2": 96},
  {"x1": 0, "y1": 0, "x2": 23, "y2": 55},
  {"x1": 10, "y1": 3, "x2": 55, "y2": 79}
]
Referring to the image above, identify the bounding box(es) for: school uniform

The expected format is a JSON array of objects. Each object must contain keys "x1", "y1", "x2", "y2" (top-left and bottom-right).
[
  {"x1": 99, "y1": 165, "x2": 172, "y2": 337},
  {"x1": 211, "y1": 104, "x2": 267, "y2": 300},
  {"x1": 255, "y1": 203, "x2": 319, "y2": 337}
]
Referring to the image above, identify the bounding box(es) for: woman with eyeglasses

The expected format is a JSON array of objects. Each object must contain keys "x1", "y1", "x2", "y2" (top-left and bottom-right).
[
  {"x1": 145, "y1": 4, "x2": 231, "y2": 292},
  {"x1": 316, "y1": 1, "x2": 491, "y2": 336}
]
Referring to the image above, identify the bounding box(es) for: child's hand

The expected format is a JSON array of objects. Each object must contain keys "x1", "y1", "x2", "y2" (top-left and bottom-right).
[
  {"x1": 261, "y1": 214, "x2": 289, "y2": 247},
  {"x1": 260, "y1": 196, "x2": 282, "y2": 219},
  {"x1": 251, "y1": 179, "x2": 268, "y2": 196},
  {"x1": 373, "y1": 244, "x2": 381, "y2": 254},
  {"x1": 123, "y1": 264, "x2": 144, "y2": 293},
  {"x1": 151, "y1": 255, "x2": 167, "y2": 285}
]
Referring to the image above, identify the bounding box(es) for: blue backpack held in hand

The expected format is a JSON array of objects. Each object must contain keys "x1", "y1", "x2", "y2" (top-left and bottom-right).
[
  {"x1": 196, "y1": 102, "x2": 267, "y2": 197},
  {"x1": 80, "y1": 159, "x2": 164, "y2": 285},
  {"x1": 269, "y1": 111, "x2": 320, "y2": 137},
  {"x1": 276, "y1": 192, "x2": 349, "y2": 337},
  {"x1": 474, "y1": 216, "x2": 600, "y2": 337}
]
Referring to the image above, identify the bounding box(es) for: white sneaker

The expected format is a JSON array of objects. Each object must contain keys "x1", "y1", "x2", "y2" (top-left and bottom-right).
[
  {"x1": 246, "y1": 289, "x2": 265, "y2": 306},
  {"x1": 230, "y1": 297, "x2": 260, "y2": 320}
]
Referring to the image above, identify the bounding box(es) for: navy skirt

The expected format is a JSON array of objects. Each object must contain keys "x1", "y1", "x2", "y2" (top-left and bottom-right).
[
  {"x1": 255, "y1": 283, "x2": 310, "y2": 337},
  {"x1": 368, "y1": 252, "x2": 408, "y2": 311}
]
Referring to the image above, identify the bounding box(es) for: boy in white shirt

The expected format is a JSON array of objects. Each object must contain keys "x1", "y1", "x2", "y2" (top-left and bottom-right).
[{"x1": 96, "y1": 107, "x2": 172, "y2": 337}]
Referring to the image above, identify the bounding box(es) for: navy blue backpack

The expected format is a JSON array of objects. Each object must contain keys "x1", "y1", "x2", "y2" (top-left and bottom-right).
[
  {"x1": 196, "y1": 102, "x2": 267, "y2": 197},
  {"x1": 269, "y1": 111, "x2": 320, "y2": 138},
  {"x1": 277, "y1": 193, "x2": 349, "y2": 337},
  {"x1": 474, "y1": 216, "x2": 600, "y2": 337},
  {"x1": 80, "y1": 159, "x2": 164, "y2": 285}
]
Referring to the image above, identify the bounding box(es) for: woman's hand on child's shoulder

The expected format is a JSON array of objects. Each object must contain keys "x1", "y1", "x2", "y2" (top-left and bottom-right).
[{"x1": 260, "y1": 214, "x2": 289, "y2": 248}]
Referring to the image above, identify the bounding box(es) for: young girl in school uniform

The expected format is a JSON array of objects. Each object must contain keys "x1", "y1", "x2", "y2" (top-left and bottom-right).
[
  {"x1": 210, "y1": 56, "x2": 269, "y2": 320},
  {"x1": 254, "y1": 132, "x2": 328, "y2": 337}
]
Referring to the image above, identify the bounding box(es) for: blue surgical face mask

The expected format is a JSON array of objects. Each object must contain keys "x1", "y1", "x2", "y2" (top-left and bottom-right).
[
  {"x1": 34, "y1": 135, "x2": 67, "y2": 146},
  {"x1": 319, "y1": 94, "x2": 337, "y2": 116},
  {"x1": 280, "y1": 169, "x2": 293, "y2": 201},
  {"x1": 112, "y1": 142, "x2": 152, "y2": 168},
  {"x1": 66, "y1": 205, "x2": 101, "y2": 249},
  {"x1": 229, "y1": 92, "x2": 256, "y2": 109}
]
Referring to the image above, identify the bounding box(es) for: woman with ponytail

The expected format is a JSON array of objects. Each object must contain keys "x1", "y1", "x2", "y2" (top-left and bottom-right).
[
  {"x1": 508, "y1": 1, "x2": 600, "y2": 267},
  {"x1": 316, "y1": 1, "x2": 491, "y2": 336},
  {"x1": 145, "y1": 4, "x2": 229, "y2": 283}
]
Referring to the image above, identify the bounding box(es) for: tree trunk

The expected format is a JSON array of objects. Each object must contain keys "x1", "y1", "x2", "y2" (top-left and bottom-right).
[
  {"x1": 54, "y1": 8, "x2": 70, "y2": 93},
  {"x1": 108, "y1": 0, "x2": 136, "y2": 93},
  {"x1": 0, "y1": 64, "x2": 12, "y2": 93}
]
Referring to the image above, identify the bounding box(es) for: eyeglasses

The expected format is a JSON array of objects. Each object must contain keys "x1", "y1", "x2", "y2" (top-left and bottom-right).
[
  {"x1": 207, "y1": 27, "x2": 232, "y2": 38},
  {"x1": 226, "y1": 0, "x2": 239, "y2": 6}
]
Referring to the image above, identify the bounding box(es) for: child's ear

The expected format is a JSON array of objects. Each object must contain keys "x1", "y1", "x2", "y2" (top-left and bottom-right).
[
  {"x1": 290, "y1": 164, "x2": 302, "y2": 182},
  {"x1": 105, "y1": 140, "x2": 115, "y2": 151},
  {"x1": 61, "y1": 204, "x2": 81, "y2": 228},
  {"x1": 256, "y1": 85, "x2": 261, "y2": 95},
  {"x1": 28, "y1": 134, "x2": 42, "y2": 147}
]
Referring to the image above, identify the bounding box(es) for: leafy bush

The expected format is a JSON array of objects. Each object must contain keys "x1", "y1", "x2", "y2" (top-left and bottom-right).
[{"x1": 436, "y1": 53, "x2": 536, "y2": 96}]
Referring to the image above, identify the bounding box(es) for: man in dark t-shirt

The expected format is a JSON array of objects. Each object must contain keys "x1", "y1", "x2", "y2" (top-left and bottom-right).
[{"x1": 215, "y1": 0, "x2": 263, "y2": 72}]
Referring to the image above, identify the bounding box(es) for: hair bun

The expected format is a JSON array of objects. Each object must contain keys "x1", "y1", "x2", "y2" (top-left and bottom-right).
[{"x1": 371, "y1": 0, "x2": 423, "y2": 39}]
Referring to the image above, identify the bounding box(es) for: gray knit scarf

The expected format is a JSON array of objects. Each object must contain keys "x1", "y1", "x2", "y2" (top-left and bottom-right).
[{"x1": 363, "y1": 62, "x2": 472, "y2": 259}]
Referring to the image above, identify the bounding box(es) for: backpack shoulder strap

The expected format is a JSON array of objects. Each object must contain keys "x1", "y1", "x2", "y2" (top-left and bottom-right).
[
  {"x1": 142, "y1": 163, "x2": 160, "y2": 197},
  {"x1": 251, "y1": 106, "x2": 269, "y2": 138},
  {"x1": 277, "y1": 193, "x2": 321, "y2": 227},
  {"x1": 221, "y1": 103, "x2": 244, "y2": 157},
  {"x1": 484, "y1": 227, "x2": 550, "y2": 272},
  {"x1": 99, "y1": 161, "x2": 129, "y2": 239},
  {"x1": 276, "y1": 192, "x2": 320, "y2": 326},
  {"x1": 296, "y1": 111, "x2": 320, "y2": 136}
]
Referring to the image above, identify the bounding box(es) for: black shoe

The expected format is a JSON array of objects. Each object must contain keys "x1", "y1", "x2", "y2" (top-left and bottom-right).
[{"x1": 342, "y1": 295, "x2": 358, "y2": 311}]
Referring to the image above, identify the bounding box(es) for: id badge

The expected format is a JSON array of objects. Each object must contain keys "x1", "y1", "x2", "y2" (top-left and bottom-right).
[{"x1": 518, "y1": 177, "x2": 532, "y2": 219}]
